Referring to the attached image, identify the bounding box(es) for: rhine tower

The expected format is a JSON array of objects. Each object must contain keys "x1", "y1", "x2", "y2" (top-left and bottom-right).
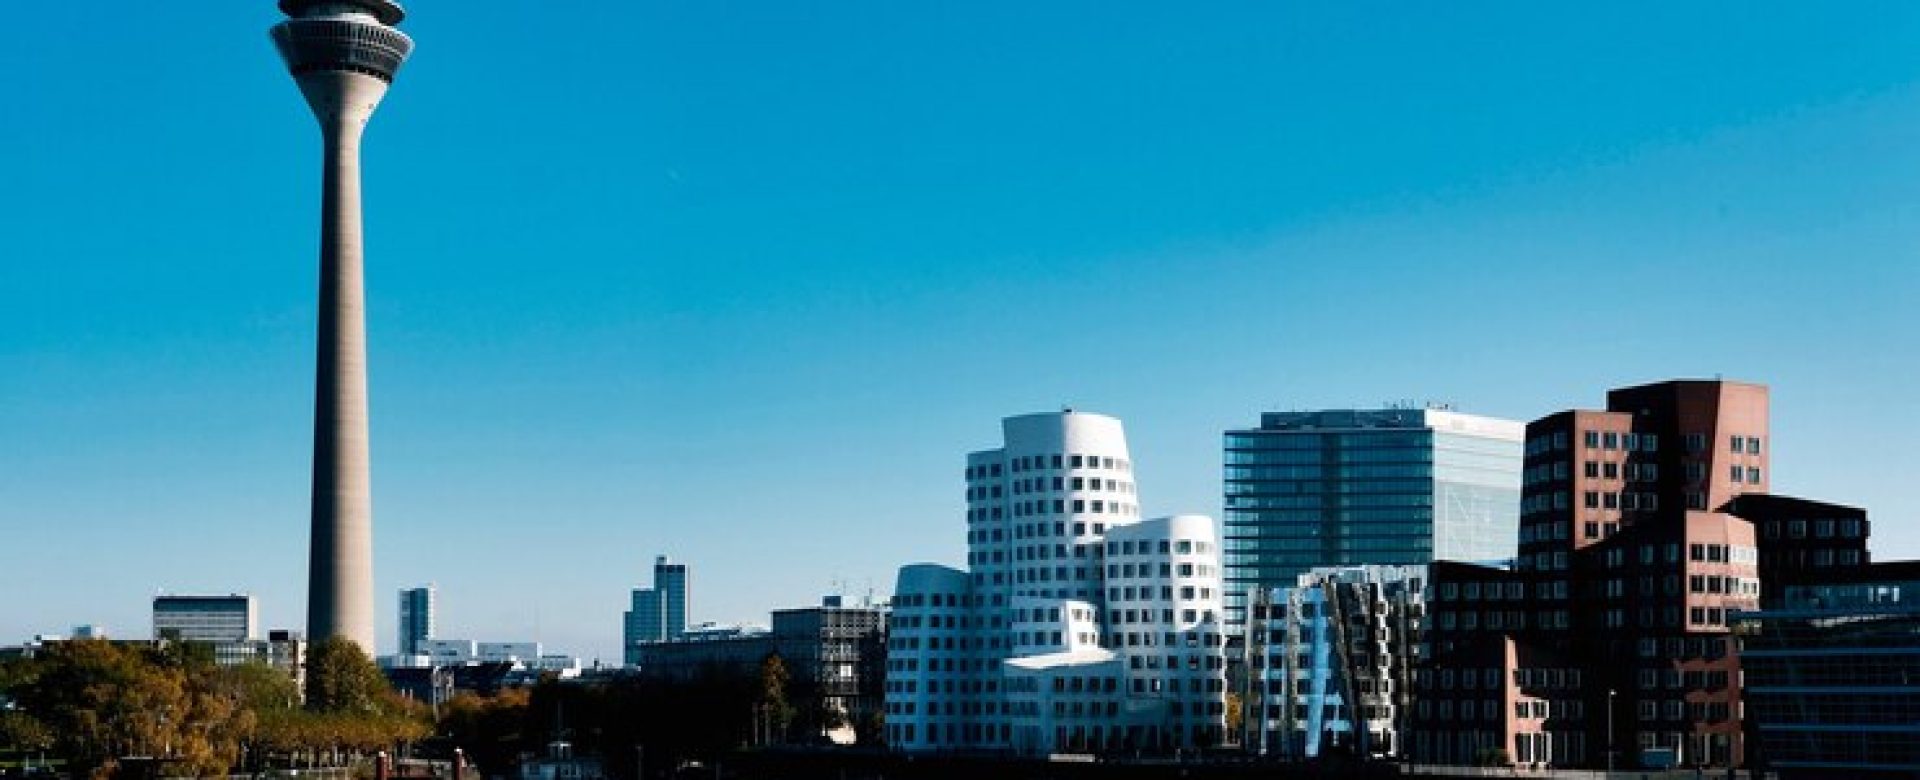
[{"x1": 271, "y1": 0, "x2": 413, "y2": 652}]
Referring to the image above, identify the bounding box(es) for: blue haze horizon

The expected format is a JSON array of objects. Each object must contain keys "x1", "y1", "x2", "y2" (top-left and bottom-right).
[{"x1": 1, "y1": 2, "x2": 1917, "y2": 662}]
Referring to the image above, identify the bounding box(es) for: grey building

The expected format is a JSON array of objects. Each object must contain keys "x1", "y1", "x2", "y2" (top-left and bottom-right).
[
  {"x1": 1223, "y1": 407, "x2": 1522, "y2": 629},
  {"x1": 623, "y1": 555, "x2": 689, "y2": 665},
  {"x1": 153, "y1": 594, "x2": 257, "y2": 642},
  {"x1": 399, "y1": 585, "x2": 435, "y2": 655}
]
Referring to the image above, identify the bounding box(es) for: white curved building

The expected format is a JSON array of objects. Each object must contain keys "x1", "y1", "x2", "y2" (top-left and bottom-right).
[{"x1": 885, "y1": 411, "x2": 1225, "y2": 755}]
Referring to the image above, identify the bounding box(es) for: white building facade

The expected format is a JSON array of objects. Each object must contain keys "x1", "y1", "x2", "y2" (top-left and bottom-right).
[{"x1": 885, "y1": 411, "x2": 1227, "y2": 755}]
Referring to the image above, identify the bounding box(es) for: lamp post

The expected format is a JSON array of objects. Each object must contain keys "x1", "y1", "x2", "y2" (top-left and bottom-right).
[{"x1": 1607, "y1": 688, "x2": 1617, "y2": 774}]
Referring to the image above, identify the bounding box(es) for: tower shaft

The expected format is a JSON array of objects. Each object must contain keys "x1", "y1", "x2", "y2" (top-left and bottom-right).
[{"x1": 305, "y1": 71, "x2": 382, "y2": 652}]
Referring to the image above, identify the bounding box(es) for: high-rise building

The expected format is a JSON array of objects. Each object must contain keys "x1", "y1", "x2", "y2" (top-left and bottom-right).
[
  {"x1": 1414, "y1": 380, "x2": 1789, "y2": 770},
  {"x1": 657, "y1": 556, "x2": 688, "y2": 640},
  {"x1": 1223, "y1": 408, "x2": 1522, "y2": 629},
  {"x1": 884, "y1": 411, "x2": 1228, "y2": 755},
  {"x1": 270, "y1": 0, "x2": 414, "y2": 653},
  {"x1": 153, "y1": 594, "x2": 257, "y2": 643},
  {"x1": 398, "y1": 585, "x2": 435, "y2": 655},
  {"x1": 624, "y1": 555, "x2": 691, "y2": 665}
]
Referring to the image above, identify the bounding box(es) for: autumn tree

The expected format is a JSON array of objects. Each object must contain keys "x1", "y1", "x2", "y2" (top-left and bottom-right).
[{"x1": 755, "y1": 654, "x2": 795, "y2": 745}]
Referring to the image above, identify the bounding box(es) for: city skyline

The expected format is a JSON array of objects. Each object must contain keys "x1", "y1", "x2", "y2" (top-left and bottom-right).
[{"x1": 3, "y1": 3, "x2": 1919, "y2": 663}]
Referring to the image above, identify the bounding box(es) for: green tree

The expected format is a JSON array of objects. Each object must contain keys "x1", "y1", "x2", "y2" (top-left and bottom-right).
[{"x1": 305, "y1": 637, "x2": 390, "y2": 714}]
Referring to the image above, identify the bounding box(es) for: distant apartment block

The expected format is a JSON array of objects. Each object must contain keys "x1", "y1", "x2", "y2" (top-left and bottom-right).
[
  {"x1": 1223, "y1": 408, "x2": 1522, "y2": 630},
  {"x1": 153, "y1": 594, "x2": 257, "y2": 642}
]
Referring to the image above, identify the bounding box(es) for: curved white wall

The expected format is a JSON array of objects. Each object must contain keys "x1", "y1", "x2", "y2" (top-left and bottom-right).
[{"x1": 889, "y1": 412, "x2": 1226, "y2": 755}]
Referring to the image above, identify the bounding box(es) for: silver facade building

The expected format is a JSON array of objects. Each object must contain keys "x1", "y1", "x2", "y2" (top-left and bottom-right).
[
  {"x1": 398, "y1": 585, "x2": 434, "y2": 655},
  {"x1": 1244, "y1": 565, "x2": 1426, "y2": 760},
  {"x1": 270, "y1": 0, "x2": 414, "y2": 652},
  {"x1": 1223, "y1": 408, "x2": 1522, "y2": 629}
]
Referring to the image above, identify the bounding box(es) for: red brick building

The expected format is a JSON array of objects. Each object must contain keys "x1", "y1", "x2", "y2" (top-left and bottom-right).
[{"x1": 1413, "y1": 380, "x2": 1861, "y2": 770}]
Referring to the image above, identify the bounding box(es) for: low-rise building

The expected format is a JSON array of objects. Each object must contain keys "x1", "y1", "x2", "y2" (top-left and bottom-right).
[{"x1": 1734, "y1": 560, "x2": 1920, "y2": 778}]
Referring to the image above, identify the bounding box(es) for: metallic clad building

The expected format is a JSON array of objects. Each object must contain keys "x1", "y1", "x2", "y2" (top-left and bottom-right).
[
  {"x1": 1223, "y1": 408, "x2": 1522, "y2": 629},
  {"x1": 270, "y1": 0, "x2": 413, "y2": 652}
]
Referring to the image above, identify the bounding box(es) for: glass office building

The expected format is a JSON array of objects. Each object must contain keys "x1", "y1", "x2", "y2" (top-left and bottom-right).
[
  {"x1": 1735, "y1": 561, "x2": 1920, "y2": 777},
  {"x1": 1223, "y1": 408, "x2": 1521, "y2": 629}
]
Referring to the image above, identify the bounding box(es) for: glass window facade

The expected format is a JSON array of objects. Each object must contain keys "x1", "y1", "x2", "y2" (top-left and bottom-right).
[
  {"x1": 1736, "y1": 565, "x2": 1920, "y2": 776},
  {"x1": 1223, "y1": 409, "x2": 1521, "y2": 630}
]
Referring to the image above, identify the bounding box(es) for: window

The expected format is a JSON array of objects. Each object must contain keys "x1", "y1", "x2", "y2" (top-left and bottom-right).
[
  {"x1": 1746, "y1": 436, "x2": 1762, "y2": 455},
  {"x1": 1584, "y1": 431, "x2": 1600, "y2": 448},
  {"x1": 1729, "y1": 435, "x2": 1742, "y2": 453},
  {"x1": 1730, "y1": 465, "x2": 1744, "y2": 483}
]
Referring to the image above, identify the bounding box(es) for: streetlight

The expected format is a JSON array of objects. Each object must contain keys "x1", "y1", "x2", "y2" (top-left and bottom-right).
[{"x1": 1607, "y1": 688, "x2": 1617, "y2": 774}]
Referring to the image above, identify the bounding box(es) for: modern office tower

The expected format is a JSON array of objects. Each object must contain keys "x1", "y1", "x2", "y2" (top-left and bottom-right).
[
  {"x1": 657, "y1": 556, "x2": 688, "y2": 639},
  {"x1": 624, "y1": 555, "x2": 691, "y2": 665},
  {"x1": 270, "y1": 0, "x2": 414, "y2": 653},
  {"x1": 884, "y1": 411, "x2": 1227, "y2": 755},
  {"x1": 1733, "y1": 561, "x2": 1920, "y2": 778},
  {"x1": 1222, "y1": 408, "x2": 1522, "y2": 630},
  {"x1": 398, "y1": 585, "x2": 435, "y2": 655},
  {"x1": 1244, "y1": 565, "x2": 1426, "y2": 761},
  {"x1": 153, "y1": 594, "x2": 258, "y2": 642},
  {"x1": 1414, "y1": 380, "x2": 1777, "y2": 770}
]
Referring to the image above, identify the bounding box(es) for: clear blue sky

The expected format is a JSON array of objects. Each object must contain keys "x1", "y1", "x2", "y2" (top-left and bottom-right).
[{"x1": 2, "y1": 3, "x2": 1917, "y2": 662}]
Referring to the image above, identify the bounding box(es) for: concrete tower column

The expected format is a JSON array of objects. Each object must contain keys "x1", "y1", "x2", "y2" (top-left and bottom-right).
[
  {"x1": 272, "y1": 0, "x2": 413, "y2": 654},
  {"x1": 304, "y1": 69, "x2": 383, "y2": 655}
]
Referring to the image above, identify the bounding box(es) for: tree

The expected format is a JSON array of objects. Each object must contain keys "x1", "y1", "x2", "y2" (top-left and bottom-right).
[
  {"x1": 9, "y1": 640, "x2": 192, "y2": 775},
  {"x1": 1224, "y1": 691, "x2": 1245, "y2": 744},
  {"x1": 754, "y1": 654, "x2": 795, "y2": 745},
  {"x1": 305, "y1": 637, "x2": 390, "y2": 714}
]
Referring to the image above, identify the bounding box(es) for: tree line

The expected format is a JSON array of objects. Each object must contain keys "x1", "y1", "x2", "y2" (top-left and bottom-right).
[{"x1": 0, "y1": 638, "x2": 427, "y2": 778}]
